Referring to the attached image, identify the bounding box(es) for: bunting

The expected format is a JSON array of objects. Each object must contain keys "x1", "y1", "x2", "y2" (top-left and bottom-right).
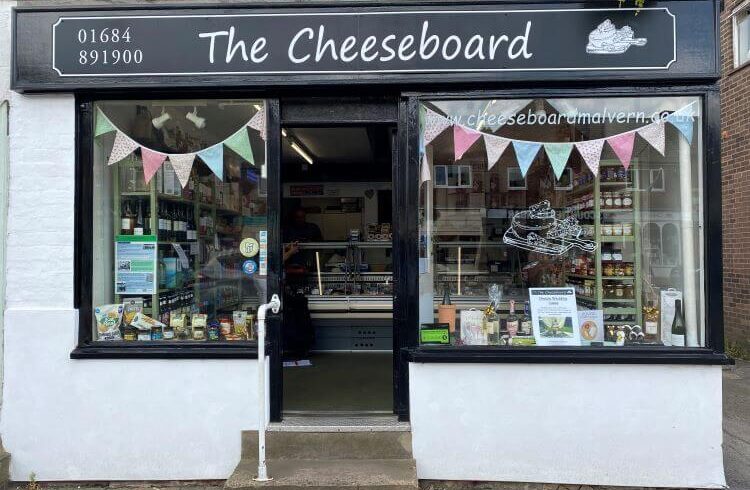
[
  {"x1": 168, "y1": 154, "x2": 196, "y2": 188},
  {"x1": 607, "y1": 132, "x2": 636, "y2": 170},
  {"x1": 141, "y1": 147, "x2": 168, "y2": 184},
  {"x1": 420, "y1": 153, "x2": 432, "y2": 186},
  {"x1": 224, "y1": 127, "x2": 255, "y2": 166},
  {"x1": 666, "y1": 103, "x2": 695, "y2": 144},
  {"x1": 575, "y1": 139, "x2": 606, "y2": 176},
  {"x1": 248, "y1": 105, "x2": 266, "y2": 141},
  {"x1": 107, "y1": 132, "x2": 140, "y2": 166},
  {"x1": 637, "y1": 121, "x2": 666, "y2": 156},
  {"x1": 484, "y1": 135, "x2": 511, "y2": 171},
  {"x1": 197, "y1": 143, "x2": 224, "y2": 180},
  {"x1": 453, "y1": 125, "x2": 482, "y2": 160},
  {"x1": 512, "y1": 141, "x2": 542, "y2": 178},
  {"x1": 95, "y1": 108, "x2": 117, "y2": 137},
  {"x1": 422, "y1": 108, "x2": 453, "y2": 145},
  {"x1": 544, "y1": 143, "x2": 574, "y2": 180}
]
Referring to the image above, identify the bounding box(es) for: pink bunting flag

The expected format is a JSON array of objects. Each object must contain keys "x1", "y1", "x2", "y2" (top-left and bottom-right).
[
  {"x1": 453, "y1": 125, "x2": 482, "y2": 160},
  {"x1": 423, "y1": 108, "x2": 452, "y2": 146},
  {"x1": 248, "y1": 105, "x2": 266, "y2": 140},
  {"x1": 607, "y1": 132, "x2": 637, "y2": 170},
  {"x1": 107, "y1": 131, "x2": 140, "y2": 166},
  {"x1": 141, "y1": 147, "x2": 168, "y2": 184},
  {"x1": 575, "y1": 139, "x2": 606, "y2": 176},
  {"x1": 637, "y1": 121, "x2": 666, "y2": 156},
  {"x1": 484, "y1": 135, "x2": 511, "y2": 170},
  {"x1": 168, "y1": 153, "x2": 197, "y2": 188}
]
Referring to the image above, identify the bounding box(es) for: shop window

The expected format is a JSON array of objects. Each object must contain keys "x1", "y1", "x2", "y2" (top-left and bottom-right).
[
  {"x1": 418, "y1": 96, "x2": 704, "y2": 348},
  {"x1": 733, "y1": 3, "x2": 750, "y2": 68},
  {"x1": 92, "y1": 99, "x2": 267, "y2": 343}
]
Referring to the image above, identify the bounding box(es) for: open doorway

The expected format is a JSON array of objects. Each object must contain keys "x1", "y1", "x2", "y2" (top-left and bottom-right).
[{"x1": 280, "y1": 124, "x2": 394, "y2": 414}]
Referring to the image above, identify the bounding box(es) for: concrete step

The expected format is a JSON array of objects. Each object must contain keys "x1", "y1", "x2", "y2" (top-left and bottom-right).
[
  {"x1": 241, "y1": 431, "x2": 413, "y2": 460},
  {"x1": 225, "y1": 458, "x2": 418, "y2": 490}
]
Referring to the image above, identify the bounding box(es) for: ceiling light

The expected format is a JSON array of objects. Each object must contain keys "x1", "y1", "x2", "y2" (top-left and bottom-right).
[
  {"x1": 152, "y1": 109, "x2": 171, "y2": 130},
  {"x1": 186, "y1": 107, "x2": 206, "y2": 129},
  {"x1": 291, "y1": 142, "x2": 314, "y2": 165},
  {"x1": 281, "y1": 128, "x2": 288, "y2": 137}
]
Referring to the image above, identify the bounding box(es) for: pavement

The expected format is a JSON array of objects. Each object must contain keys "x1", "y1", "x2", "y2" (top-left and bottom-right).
[{"x1": 724, "y1": 359, "x2": 750, "y2": 490}]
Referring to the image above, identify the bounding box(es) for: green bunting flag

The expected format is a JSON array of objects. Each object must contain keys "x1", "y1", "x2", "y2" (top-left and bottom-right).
[
  {"x1": 95, "y1": 108, "x2": 117, "y2": 137},
  {"x1": 224, "y1": 127, "x2": 255, "y2": 166},
  {"x1": 544, "y1": 143, "x2": 574, "y2": 180}
]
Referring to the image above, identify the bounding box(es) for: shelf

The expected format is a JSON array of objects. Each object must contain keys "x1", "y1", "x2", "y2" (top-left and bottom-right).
[
  {"x1": 599, "y1": 235, "x2": 635, "y2": 242},
  {"x1": 121, "y1": 191, "x2": 150, "y2": 196},
  {"x1": 600, "y1": 208, "x2": 634, "y2": 213},
  {"x1": 600, "y1": 181, "x2": 634, "y2": 187},
  {"x1": 602, "y1": 298, "x2": 636, "y2": 304},
  {"x1": 434, "y1": 241, "x2": 506, "y2": 247},
  {"x1": 296, "y1": 241, "x2": 392, "y2": 249},
  {"x1": 577, "y1": 295, "x2": 597, "y2": 303},
  {"x1": 604, "y1": 307, "x2": 637, "y2": 315},
  {"x1": 601, "y1": 276, "x2": 635, "y2": 281},
  {"x1": 567, "y1": 274, "x2": 596, "y2": 280},
  {"x1": 158, "y1": 194, "x2": 194, "y2": 204}
]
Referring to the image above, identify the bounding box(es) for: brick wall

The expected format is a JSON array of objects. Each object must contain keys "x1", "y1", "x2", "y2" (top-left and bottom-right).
[{"x1": 721, "y1": 0, "x2": 750, "y2": 352}]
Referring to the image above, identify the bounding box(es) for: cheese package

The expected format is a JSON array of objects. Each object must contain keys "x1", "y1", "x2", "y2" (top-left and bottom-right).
[
  {"x1": 95, "y1": 304, "x2": 124, "y2": 341},
  {"x1": 129, "y1": 312, "x2": 165, "y2": 331},
  {"x1": 122, "y1": 299, "x2": 143, "y2": 326},
  {"x1": 233, "y1": 311, "x2": 248, "y2": 339}
]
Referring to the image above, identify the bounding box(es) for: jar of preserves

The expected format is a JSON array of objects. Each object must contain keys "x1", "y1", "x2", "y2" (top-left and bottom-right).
[
  {"x1": 625, "y1": 284, "x2": 635, "y2": 299},
  {"x1": 602, "y1": 224, "x2": 613, "y2": 236},
  {"x1": 622, "y1": 222, "x2": 633, "y2": 236},
  {"x1": 622, "y1": 192, "x2": 633, "y2": 208},
  {"x1": 605, "y1": 284, "x2": 616, "y2": 298},
  {"x1": 624, "y1": 262, "x2": 635, "y2": 276},
  {"x1": 613, "y1": 192, "x2": 623, "y2": 208},
  {"x1": 603, "y1": 261, "x2": 615, "y2": 277},
  {"x1": 615, "y1": 284, "x2": 625, "y2": 298},
  {"x1": 615, "y1": 262, "x2": 625, "y2": 276},
  {"x1": 613, "y1": 223, "x2": 623, "y2": 236},
  {"x1": 604, "y1": 192, "x2": 614, "y2": 208}
]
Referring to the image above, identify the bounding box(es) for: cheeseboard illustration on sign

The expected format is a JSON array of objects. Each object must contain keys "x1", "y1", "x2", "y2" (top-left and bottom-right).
[
  {"x1": 586, "y1": 19, "x2": 648, "y2": 54},
  {"x1": 503, "y1": 201, "x2": 597, "y2": 255}
]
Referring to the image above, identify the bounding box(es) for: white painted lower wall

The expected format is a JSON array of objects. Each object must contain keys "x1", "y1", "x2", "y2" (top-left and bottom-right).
[
  {"x1": 409, "y1": 362, "x2": 726, "y2": 489},
  {"x1": 1, "y1": 308, "x2": 262, "y2": 481}
]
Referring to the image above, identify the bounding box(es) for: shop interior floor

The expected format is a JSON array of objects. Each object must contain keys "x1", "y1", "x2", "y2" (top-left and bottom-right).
[{"x1": 282, "y1": 352, "x2": 393, "y2": 413}]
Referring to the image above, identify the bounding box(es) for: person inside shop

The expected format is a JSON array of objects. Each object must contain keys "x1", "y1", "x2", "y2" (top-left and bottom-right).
[{"x1": 281, "y1": 206, "x2": 322, "y2": 359}]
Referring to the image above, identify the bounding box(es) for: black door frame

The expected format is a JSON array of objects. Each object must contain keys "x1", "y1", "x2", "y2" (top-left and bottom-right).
[{"x1": 269, "y1": 96, "x2": 409, "y2": 422}]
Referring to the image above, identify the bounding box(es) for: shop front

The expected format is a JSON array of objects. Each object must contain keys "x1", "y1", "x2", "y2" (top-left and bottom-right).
[{"x1": 3, "y1": 1, "x2": 731, "y2": 488}]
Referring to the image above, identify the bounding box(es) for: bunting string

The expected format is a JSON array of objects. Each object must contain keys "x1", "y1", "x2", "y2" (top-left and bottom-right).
[
  {"x1": 95, "y1": 106, "x2": 266, "y2": 188},
  {"x1": 421, "y1": 101, "x2": 697, "y2": 179}
]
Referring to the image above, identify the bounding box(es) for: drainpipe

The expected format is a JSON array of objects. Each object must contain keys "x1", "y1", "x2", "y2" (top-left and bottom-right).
[{"x1": 255, "y1": 294, "x2": 281, "y2": 482}]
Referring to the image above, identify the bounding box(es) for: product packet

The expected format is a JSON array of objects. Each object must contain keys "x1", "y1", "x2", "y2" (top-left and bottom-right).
[
  {"x1": 130, "y1": 312, "x2": 165, "y2": 331},
  {"x1": 170, "y1": 313, "x2": 188, "y2": 338},
  {"x1": 122, "y1": 299, "x2": 143, "y2": 326},
  {"x1": 191, "y1": 313, "x2": 208, "y2": 329},
  {"x1": 233, "y1": 311, "x2": 248, "y2": 339},
  {"x1": 94, "y1": 304, "x2": 124, "y2": 341}
]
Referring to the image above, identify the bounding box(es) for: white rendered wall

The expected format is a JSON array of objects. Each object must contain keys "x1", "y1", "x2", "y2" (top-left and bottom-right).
[
  {"x1": 0, "y1": 91, "x2": 263, "y2": 481},
  {"x1": 410, "y1": 362, "x2": 726, "y2": 489}
]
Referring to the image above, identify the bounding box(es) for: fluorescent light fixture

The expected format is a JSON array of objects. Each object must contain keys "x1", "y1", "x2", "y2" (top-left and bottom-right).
[
  {"x1": 281, "y1": 128, "x2": 288, "y2": 137},
  {"x1": 290, "y1": 142, "x2": 314, "y2": 165},
  {"x1": 185, "y1": 106, "x2": 206, "y2": 129},
  {"x1": 152, "y1": 110, "x2": 171, "y2": 130}
]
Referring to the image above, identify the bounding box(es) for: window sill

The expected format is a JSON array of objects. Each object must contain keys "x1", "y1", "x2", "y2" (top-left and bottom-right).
[
  {"x1": 71, "y1": 341, "x2": 260, "y2": 359},
  {"x1": 405, "y1": 346, "x2": 733, "y2": 365}
]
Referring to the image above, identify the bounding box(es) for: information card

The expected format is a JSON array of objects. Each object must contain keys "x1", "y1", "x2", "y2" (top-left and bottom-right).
[
  {"x1": 115, "y1": 239, "x2": 157, "y2": 295},
  {"x1": 529, "y1": 287, "x2": 581, "y2": 346}
]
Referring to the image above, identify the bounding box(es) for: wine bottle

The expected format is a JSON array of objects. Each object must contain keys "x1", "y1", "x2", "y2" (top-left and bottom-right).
[
  {"x1": 121, "y1": 200, "x2": 134, "y2": 235},
  {"x1": 158, "y1": 202, "x2": 166, "y2": 241},
  {"x1": 134, "y1": 200, "x2": 145, "y2": 236},
  {"x1": 520, "y1": 301, "x2": 532, "y2": 335},
  {"x1": 437, "y1": 287, "x2": 457, "y2": 338},
  {"x1": 670, "y1": 299, "x2": 686, "y2": 347},
  {"x1": 166, "y1": 204, "x2": 174, "y2": 242},
  {"x1": 506, "y1": 299, "x2": 519, "y2": 337},
  {"x1": 644, "y1": 300, "x2": 659, "y2": 341}
]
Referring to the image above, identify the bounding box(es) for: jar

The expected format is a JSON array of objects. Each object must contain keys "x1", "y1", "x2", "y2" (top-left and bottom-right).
[
  {"x1": 616, "y1": 261, "x2": 625, "y2": 276},
  {"x1": 604, "y1": 192, "x2": 614, "y2": 208},
  {"x1": 137, "y1": 330, "x2": 151, "y2": 341},
  {"x1": 192, "y1": 325, "x2": 206, "y2": 340},
  {"x1": 613, "y1": 193, "x2": 623, "y2": 208},
  {"x1": 162, "y1": 326, "x2": 175, "y2": 340},
  {"x1": 602, "y1": 224, "x2": 613, "y2": 236},
  {"x1": 622, "y1": 222, "x2": 633, "y2": 236},
  {"x1": 624, "y1": 262, "x2": 635, "y2": 276},
  {"x1": 601, "y1": 252, "x2": 613, "y2": 262},
  {"x1": 615, "y1": 284, "x2": 625, "y2": 298},
  {"x1": 613, "y1": 223, "x2": 623, "y2": 236},
  {"x1": 603, "y1": 262, "x2": 615, "y2": 277},
  {"x1": 150, "y1": 326, "x2": 163, "y2": 340},
  {"x1": 612, "y1": 251, "x2": 623, "y2": 262},
  {"x1": 625, "y1": 284, "x2": 635, "y2": 299},
  {"x1": 605, "y1": 284, "x2": 616, "y2": 298},
  {"x1": 208, "y1": 322, "x2": 221, "y2": 341},
  {"x1": 617, "y1": 168, "x2": 628, "y2": 182},
  {"x1": 123, "y1": 326, "x2": 138, "y2": 341},
  {"x1": 622, "y1": 192, "x2": 633, "y2": 208}
]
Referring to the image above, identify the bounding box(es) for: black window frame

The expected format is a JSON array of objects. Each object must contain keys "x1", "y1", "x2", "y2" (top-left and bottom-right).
[
  {"x1": 71, "y1": 92, "x2": 282, "y2": 360},
  {"x1": 402, "y1": 85, "x2": 732, "y2": 366}
]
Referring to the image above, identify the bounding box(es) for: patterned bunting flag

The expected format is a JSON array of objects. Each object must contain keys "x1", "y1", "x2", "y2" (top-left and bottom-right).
[
  {"x1": 666, "y1": 103, "x2": 695, "y2": 144},
  {"x1": 484, "y1": 135, "x2": 511, "y2": 170},
  {"x1": 422, "y1": 108, "x2": 452, "y2": 146},
  {"x1": 637, "y1": 121, "x2": 666, "y2": 156},
  {"x1": 420, "y1": 153, "x2": 431, "y2": 186},
  {"x1": 607, "y1": 132, "x2": 637, "y2": 170},
  {"x1": 544, "y1": 142, "x2": 574, "y2": 180},
  {"x1": 141, "y1": 147, "x2": 168, "y2": 184},
  {"x1": 248, "y1": 105, "x2": 266, "y2": 141},
  {"x1": 197, "y1": 143, "x2": 224, "y2": 180},
  {"x1": 95, "y1": 108, "x2": 117, "y2": 137},
  {"x1": 575, "y1": 139, "x2": 606, "y2": 176},
  {"x1": 512, "y1": 141, "x2": 542, "y2": 178},
  {"x1": 168, "y1": 154, "x2": 196, "y2": 188},
  {"x1": 107, "y1": 131, "x2": 140, "y2": 166},
  {"x1": 224, "y1": 127, "x2": 255, "y2": 165},
  {"x1": 453, "y1": 125, "x2": 482, "y2": 160}
]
